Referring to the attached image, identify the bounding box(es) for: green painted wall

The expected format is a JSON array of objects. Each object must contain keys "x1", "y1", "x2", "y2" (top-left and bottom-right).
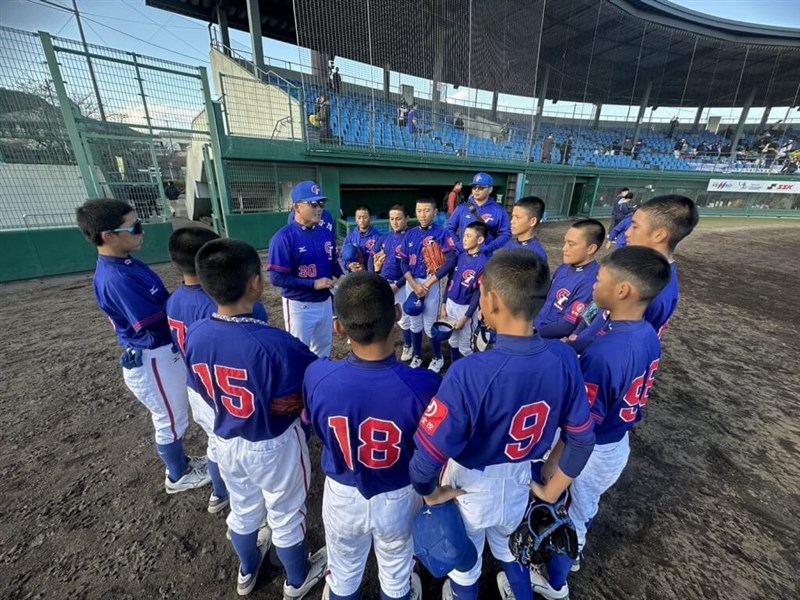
[
  {"x1": 0, "y1": 222, "x2": 173, "y2": 283},
  {"x1": 225, "y1": 212, "x2": 292, "y2": 249}
]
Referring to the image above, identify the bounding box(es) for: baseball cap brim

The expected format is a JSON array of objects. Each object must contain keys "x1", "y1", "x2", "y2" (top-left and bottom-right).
[{"x1": 292, "y1": 194, "x2": 327, "y2": 203}]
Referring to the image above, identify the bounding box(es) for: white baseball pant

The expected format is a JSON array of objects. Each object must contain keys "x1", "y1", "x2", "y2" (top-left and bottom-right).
[
  {"x1": 215, "y1": 419, "x2": 311, "y2": 547},
  {"x1": 445, "y1": 299, "x2": 477, "y2": 356},
  {"x1": 322, "y1": 478, "x2": 421, "y2": 598},
  {"x1": 393, "y1": 283, "x2": 411, "y2": 331},
  {"x1": 187, "y1": 387, "x2": 220, "y2": 463},
  {"x1": 441, "y1": 460, "x2": 530, "y2": 586},
  {"x1": 405, "y1": 277, "x2": 442, "y2": 336},
  {"x1": 282, "y1": 296, "x2": 333, "y2": 358},
  {"x1": 122, "y1": 343, "x2": 190, "y2": 446},
  {"x1": 568, "y1": 433, "x2": 630, "y2": 550}
]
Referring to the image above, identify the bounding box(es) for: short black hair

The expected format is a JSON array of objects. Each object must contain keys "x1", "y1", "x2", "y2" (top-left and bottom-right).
[
  {"x1": 482, "y1": 249, "x2": 550, "y2": 321},
  {"x1": 196, "y1": 239, "x2": 262, "y2": 305},
  {"x1": 600, "y1": 246, "x2": 671, "y2": 303},
  {"x1": 76, "y1": 198, "x2": 134, "y2": 246},
  {"x1": 334, "y1": 272, "x2": 396, "y2": 344},
  {"x1": 355, "y1": 205, "x2": 372, "y2": 216},
  {"x1": 639, "y1": 194, "x2": 699, "y2": 252},
  {"x1": 620, "y1": 187, "x2": 630, "y2": 192},
  {"x1": 169, "y1": 227, "x2": 219, "y2": 276},
  {"x1": 571, "y1": 219, "x2": 606, "y2": 250},
  {"x1": 515, "y1": 196, "x2": 546, "y2": 223},
  {"x1": 389, "y1": 204, "x2": 408, "y2": 216},
  {"x1": 416, "y1": 197, "x2": 437, "y2": 208},
  {"x1": 465, "y1": 221, "x2": 489, "y2": 240}
]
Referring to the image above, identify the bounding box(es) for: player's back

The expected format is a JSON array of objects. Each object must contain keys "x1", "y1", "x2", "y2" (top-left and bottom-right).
[
  {"x1": 580, "y1": 320, "x2": 661, "y2": 443},
  {"x1": 304, "y1": 354, "x2": 440, "y2": 499},
  {"x1": 643, "y1": 262, "x2": 679, "y2": 338},
  {"x1": 185, "y1": 317, "x2": 317, "y2": 442},
  {"x1": 420, "y1": 335, "x2": 589, "y2": 470}
]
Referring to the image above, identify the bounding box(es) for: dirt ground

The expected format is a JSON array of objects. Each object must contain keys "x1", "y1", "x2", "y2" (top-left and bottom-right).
[{"x1": 1, "y1": 220, "x2": 799, "y2": 600}]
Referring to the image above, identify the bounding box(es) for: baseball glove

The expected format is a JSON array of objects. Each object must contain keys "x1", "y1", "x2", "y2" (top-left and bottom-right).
[
  {"x1": 508, "y1": 497, "x2": 579, "y2": 567},
  {"x1": 422, "y1": 242, "x2": 446, "y2": 275},
  {"x1": 373, "y1": 249, "x2": 387, "y2": 272}
]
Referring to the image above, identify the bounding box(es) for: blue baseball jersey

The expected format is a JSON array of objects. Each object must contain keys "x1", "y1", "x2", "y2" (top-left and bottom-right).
[
  {"x1": 446, "y1": 198, "x2": 511, "y2": 254},
  {"x1": 267, "y1": 220, "x2": 343, "y2": 302},
  {"x1": 608, "y1": 214, "x2": 633, "y2": 248},
  {"x1": 93, "y1": 255, "x2": 172, "y2": 350},
  {"x1": 535, "y1": 261, "x2": 599, "y2": 339},
  {"x1": 304, "y1": 353, "x2": 441, "y2": 499},
  {"x1": 287, "y1": 209, "x2": 335, "y2": 233},
  {"x1": 446, "y1": 251, "x2": 489, "y2": 317},
  {"x1": 410, "y1": 335, "x2": 594, "y2": 490},
  {"x1": 571, "y1": 260, "x2": 680, "y2": 352},
  {"x1": 580, "y1": 320, "x2": 661, "y2": 444},
  {"x1": 371, "y1": 229, "x2": 407, "y2": 286},
  {"x1": 185, "y1": 316, "x2": 317, "y2": 442},
  {"x1": 504, "y1": 236, "x2": 548, "y2": 263},
  {"x1": 342, "y1": 225, "x2": 382, "y2": 272},
  {"x1": 399, "y1": 224, "x2": 456, "y2": 280}
]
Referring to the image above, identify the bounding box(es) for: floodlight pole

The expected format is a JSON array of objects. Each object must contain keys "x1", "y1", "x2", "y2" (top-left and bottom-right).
[
  {"x1": 217, "y1": 6, "x2": 231, "y2": 55},
  {"x1": 730, "y1": 87, "x2": 756, "y2": 158},
  {"x1": 631, "y1": 80, "x2": 652, "y2": 147},
  {"x1": 757, "y1": 106, "x2": 772, "y2": 135},
  {"x1": 690, "y1": 106, "x2": 704, "y2": 134},
  {"x1": 530, "y1": 65, "x2": 550, "y2": 150}
]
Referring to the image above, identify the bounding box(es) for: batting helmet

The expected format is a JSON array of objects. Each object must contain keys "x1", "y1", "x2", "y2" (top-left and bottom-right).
[
  {"x1": 470, "y1": 319, "x2": 497, "y2": 353},
  {"x1": 403, "y1": 291, "x2": 425, "y2": 316},
  {"x1": 430, "y1": 320, "x2": 454, "y2": 342},
  {"x1": 413, "y1": 502, "x2": 478, "y2": 578},
  {"x1": 340, "y1": 243, "x2": 362, "y2": 265}
]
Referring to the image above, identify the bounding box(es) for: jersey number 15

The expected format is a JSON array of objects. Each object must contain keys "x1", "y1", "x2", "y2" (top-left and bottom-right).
[{"x1": 192, "y1": 363, "x2": 255, "y2": 419}]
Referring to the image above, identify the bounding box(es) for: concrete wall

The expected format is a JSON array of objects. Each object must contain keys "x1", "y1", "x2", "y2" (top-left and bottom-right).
[{"x1": 0, "y1": 164, "x2": 87, "y2": 230}]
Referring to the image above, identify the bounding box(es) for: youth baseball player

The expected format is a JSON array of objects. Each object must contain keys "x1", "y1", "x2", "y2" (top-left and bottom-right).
[
  {"x1": 341, "y1": 205, "x2": 382, "y2": 272},
  {"x1": 408, "y1": 249, "x2": 596, "y2": 600},
  {"x1": 400, "y1": 197, "x2": 457, "y2": 372},
  {"x1": 268, "y1": 180, "x2": 343, "y2": 358},
  {"x1": 534, "y1": 219, "x2": 604, "y2": 340},
  {"x1": 186, "y1": 239, "x2": 327, "y2": 598},
  {"x1": 505, "y1": 196, "x2": 548, "y2": 262},
  {"x1": 440, "y1": 221, "x2": 490, "y2": 362},
  {"x1": 446, "y1": 172, "x2": 511, "y2": 254},
  {"x1": 568, "y1": 194, "x2": 699, "y2": 353},
  {"x1": 534, "y1": 246, "x2": 671, "y2": 600},
  {"x1": 371, "y1": 203, "x2": 413, "y2": 360},
  {"x1": 304, "y1": 272, "x2": 440, "y2": 600},
  {"x1": 606, "y1": 212, "x2": 633, "y2": 249},
  {"x1": 76, "y1": 199, "x2": 209, "y2": 495},
  {"x1": 166, "y1": 226, "x2": 269, "y2": 514}
]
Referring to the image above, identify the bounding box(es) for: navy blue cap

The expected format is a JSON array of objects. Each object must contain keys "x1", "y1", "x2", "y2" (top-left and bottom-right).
[
  {"x1": 471, "y1": 172, "x2": 493, "y2": 187},
  {"x1": 292, "y1": 180, "x2": 327, "y2": 203}
]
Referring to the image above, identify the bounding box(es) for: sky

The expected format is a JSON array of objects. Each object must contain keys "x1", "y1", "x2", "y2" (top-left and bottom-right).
[{"x1": 1, "y1": 0, "x2": 798, "y2": 124}]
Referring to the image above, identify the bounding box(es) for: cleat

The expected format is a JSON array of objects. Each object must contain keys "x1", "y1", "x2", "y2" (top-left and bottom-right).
[
  {"x1": 188, "y1": 455, "x2": 208, "y2": 470},
  {"x1": 497, "y1": 572, "x2": 514, "y2": 599},
  {"x1": 428, "y1": 357, "x2": 444, "y2": 373},
  {"x1": 165, "y1": 463, "x2": 211, "y2": 494},
  {"x1": 400, "y1": 345, "x2": 414, "y2": 361},
  {"x1": 208, "y1": 493, "x2": 230, "y2": 514},
  {"x1": 410, "y1": 572, "x2": 422, "y2": 600},
  {"x1": 570, "y1": 554, "x2": 581, "y2": 573},
  {"x1": 236, "y1": 526, "x2": 272, "y2": 596},
  {"x1": 409, "y1": 357, "x2": 423, "y2": 369},
  {"x1": 530, "y1": 567, "x2": 570, "y2": 600},
  {"x1": 283, "y1": 547, "x2": 327, "y2": 600}
]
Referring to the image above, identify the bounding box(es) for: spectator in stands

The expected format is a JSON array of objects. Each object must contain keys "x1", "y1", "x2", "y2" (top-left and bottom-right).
[
  {"x1": 495, "y1": 121, "x2": 510, "y2": 144},
  {"x1": 668, "y1": 116, "x2": 679, "y2": 139},
  {"x1": 633, "y1": 139, "x2": 643, "y2": 161},
  {"x1": 542, "y1": 133, "x2": 554, "y2": 163},
  {"x1": 316, "y1": 94, "x2": 332, "y2": 143},
  {"x1": 398, "y1": 99, "x2": 408, "y2": 127},
  {"x1": 331, "y1": 67, "x2": 341, "y2": 94},
  {"x1": 407, "y1": 103, "x2": 418, "y2": 135},
  {"x1": 622, "y1": 137, "x2": 633, "y2": 156},
  {"x1": 164, "y1": 181, "x2": 179, "y2": 202},
  {"x1": 454, "y1": 113, "x2": 465, "y2": 130},
  {"x1": 610, "y1": 188, "x2": 633, "y2": 229},
  {"x1": 561, "y1": 135, "x2": 573, "y2": 165},
  {"x1": 611, "y1": 139, "x2": 622, "y2": 155},
  {"x1": 674, "y1": 138, "x2": 687, "y2": 158},
  {"x1": 778, "y1": 139, "x2": 795, "y2": 166},
  {"x1": 447, "y1": 182, "x2": 463, "y2": 216},
  {"x1": 710, "y1": 141, "x2": 721, "y2": 159}
]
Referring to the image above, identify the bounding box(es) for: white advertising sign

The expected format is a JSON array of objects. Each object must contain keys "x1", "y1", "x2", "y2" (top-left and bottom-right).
[{"x1": 707, "y1": 179, "x2": 798, "y2": 194}]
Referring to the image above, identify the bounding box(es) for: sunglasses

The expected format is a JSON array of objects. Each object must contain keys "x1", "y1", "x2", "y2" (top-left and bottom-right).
[
  {"x1": 300, "y1": 200, "x2": 326, "y2": 209},
  {"x1": 109, "y1": 220, "x2": 143, "y2": 235},
  {"x1": 472, "y1": 186, "x2": 488, "y2": 191}
]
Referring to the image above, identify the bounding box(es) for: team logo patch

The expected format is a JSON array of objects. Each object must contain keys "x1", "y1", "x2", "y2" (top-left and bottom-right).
[
  {"x1": 461, "y1": 269, "x2": 476, "y2": 287},
  {"x1": 324, "y1": 241, "x2": 332, "y2": 256},
  {"x1": 366, "y1": 239, "x2": 376, "y2": 250},
  {"x1": 554, "y1": 288, "x2": 571, "y2": 309},
  {"x1": 420, "y1": 398, "x2": 448, "y2": 435},
  {"x1": 571, "y1": 302, "x2": 587, "y2": 317},
  {"x1": 311, "y1": 184, "x2": 321, "y2": 195},
  {"x1": 481, "y1": 213, "x2": 493, "y2": 223},
  {"x1": 422, "y1": 236, "x2": 435, "y2": 247}
]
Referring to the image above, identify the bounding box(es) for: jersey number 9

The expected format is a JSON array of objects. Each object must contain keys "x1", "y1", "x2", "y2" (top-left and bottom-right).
[
  {"x1": 328, "y1": 416, "x2": 402, "y2": 470},
  {"x1": 505, "y1": 401, "x2": 551, "y2": 461},
  {"x1": 620, "y1": 359, "x2": 660, "y2": 423}
]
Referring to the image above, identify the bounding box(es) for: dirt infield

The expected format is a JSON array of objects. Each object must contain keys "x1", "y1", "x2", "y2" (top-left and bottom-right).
[{"x1": 1, "y1": 221, "x2": 799, "y2": 600}]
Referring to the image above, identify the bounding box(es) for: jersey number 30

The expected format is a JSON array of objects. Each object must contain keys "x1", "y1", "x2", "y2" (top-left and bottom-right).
[
  {"x1": 328, "y1": 416, "x2": 402, "y2": 470},
  {"x1": 192, "y1": 364, "x2": 255, "y2": 419}
]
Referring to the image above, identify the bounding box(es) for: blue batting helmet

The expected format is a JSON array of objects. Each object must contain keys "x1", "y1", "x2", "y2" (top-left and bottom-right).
[
  {"x1": 430, "y1": 320, "x2": 454, "y2": 342},
  {"x1": 340, "y1": 243, "x2": 361, "y2": 265},
  {"x1": 403, "y1": 291, "x2": 425, "y2": 316},
  {"x1": 413, "y1": 502, "x2": 478, "y2": 578}
]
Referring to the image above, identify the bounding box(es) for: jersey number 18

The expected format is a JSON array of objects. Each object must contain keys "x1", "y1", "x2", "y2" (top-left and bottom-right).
[{"x1": 328, "y1": 416, "x2": 402, "y2": 470}]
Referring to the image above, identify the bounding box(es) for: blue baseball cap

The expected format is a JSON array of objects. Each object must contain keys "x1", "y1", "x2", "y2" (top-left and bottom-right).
[
  {"x1": 292, "y1": 180, "x2": 327, "y2": 204},
  {"x1": 471, "y1": 172, "x2": 493, "y2": 187}
]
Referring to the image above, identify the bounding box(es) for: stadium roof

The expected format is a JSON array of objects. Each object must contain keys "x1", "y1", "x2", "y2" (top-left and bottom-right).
[{"x1": 147, "y1": 0, "x2": 800, "y2": 107}]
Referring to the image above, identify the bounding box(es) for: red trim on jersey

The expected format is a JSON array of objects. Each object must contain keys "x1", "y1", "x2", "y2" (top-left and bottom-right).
[
  {"x1": 563, "y1": 418, "x2": 593, "y2": 434},
  {"x1": 151, "y1": 357, "x2": 178, "y2": 441},
  {"x1": 132, "y1": 310, "x2": 165, "y2": 332},
  {"x1": 267, "y1": 263, "x2": 291, "y2": 273},
  {"x1": 414, "y1": 432, "x2": 447, "y2": 465}
]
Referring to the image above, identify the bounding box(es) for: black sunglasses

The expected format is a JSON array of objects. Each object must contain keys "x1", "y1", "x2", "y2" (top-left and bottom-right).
[
  {"x1": 109, "y1": 220, "x2": 143, "y2": 235},
  {"x1": 300, "y1": 200, "x2": 326, "y2": 209}
]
